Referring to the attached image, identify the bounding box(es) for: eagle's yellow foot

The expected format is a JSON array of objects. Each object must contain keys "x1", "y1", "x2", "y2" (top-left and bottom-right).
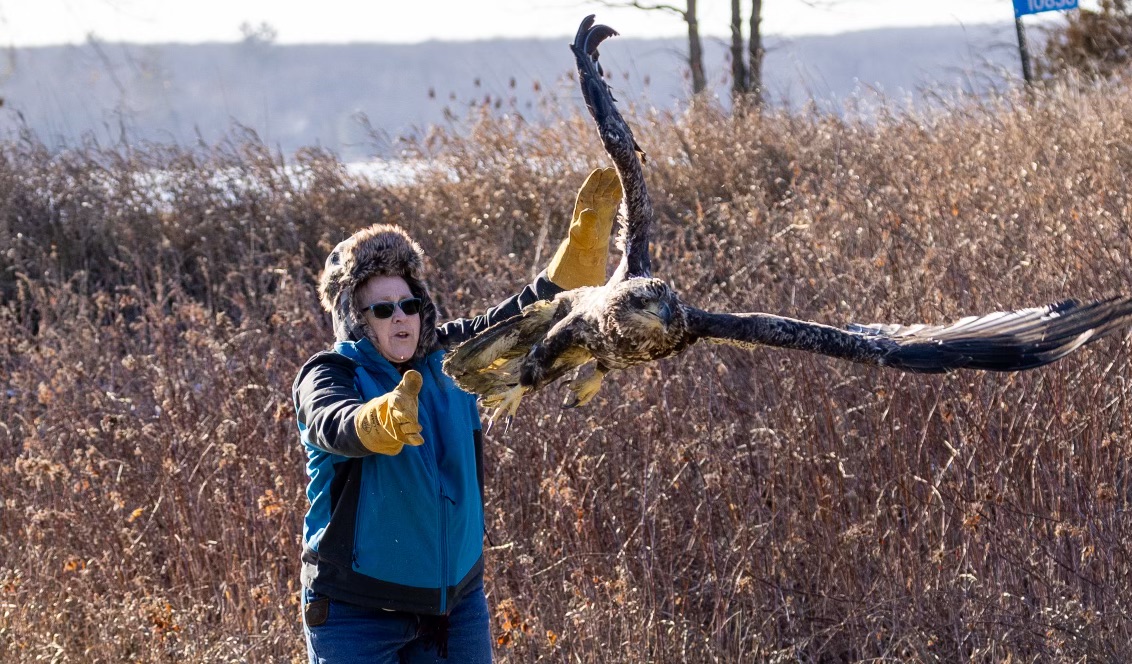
[
  {"x1": 563, "y1": 368, "x2": 605, "y2": 408},
  {"x1": 486, "y1": 384, "x2": 529, "y2": 432}
]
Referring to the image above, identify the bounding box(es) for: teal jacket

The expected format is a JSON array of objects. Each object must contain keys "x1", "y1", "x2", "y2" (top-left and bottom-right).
[
  {"x1": 299, "y1": 341, "x2": 482, "y2": 612},
  {"x1": 293, "y1": 274, "x2": 560, "y2": 614}
]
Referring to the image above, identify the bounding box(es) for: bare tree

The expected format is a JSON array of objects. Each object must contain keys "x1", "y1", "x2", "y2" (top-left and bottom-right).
[
  {"x1": 726, "y1": 0, "x2": 763, "y2": 105},
  {"x1": 742, "y1": 1, "x2": 836, "y2": 107},
  {"x1": 239, "y1": 21, "x2": 279, "y2": 47},
  {"x1": 685, "y1": 0, "x2": 706, "y2": 94},
  {"x1": 598, "y1": 1, "x2": 707, "y2": 94},
  {"x1": 749, "y1": 0, "x2": 764, "y2": 105},
  {"x1": 730, "y1": 0, "x2": 748, "y2": 97}
]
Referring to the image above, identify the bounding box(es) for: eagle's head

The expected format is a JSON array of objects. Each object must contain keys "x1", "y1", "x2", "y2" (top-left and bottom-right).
[{"x1": 604, "y1": 278, "x2": 686, "y2": 357}]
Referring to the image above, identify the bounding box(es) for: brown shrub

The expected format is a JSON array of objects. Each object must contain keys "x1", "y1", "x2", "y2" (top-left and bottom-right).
[
  {"x1": 1041, "y1": 0, "x2": 1132, "y2": 80},
  {"x1": 2, "y1": 81, "x2": 1132, "y2": 662}
]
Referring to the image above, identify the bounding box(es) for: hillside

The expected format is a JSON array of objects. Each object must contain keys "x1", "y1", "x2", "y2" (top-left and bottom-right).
[{"x1": 0, "y1": 23, "x2": 1024, "y2": 159}]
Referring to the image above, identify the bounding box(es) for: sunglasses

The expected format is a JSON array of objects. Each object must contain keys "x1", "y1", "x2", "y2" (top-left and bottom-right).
[{"x1": 365, "y1": 297, "x2": 423, "y2": 320}]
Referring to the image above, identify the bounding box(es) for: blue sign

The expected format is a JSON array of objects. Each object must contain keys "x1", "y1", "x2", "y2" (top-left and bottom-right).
[{"x1": 1014, "y1": 0, "x2": 1078, "y2": 16}]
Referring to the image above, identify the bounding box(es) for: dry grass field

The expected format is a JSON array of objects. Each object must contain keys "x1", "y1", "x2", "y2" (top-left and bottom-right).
[{"x1": 3, "y1": 80, "x2": 1132, "y2": 662}]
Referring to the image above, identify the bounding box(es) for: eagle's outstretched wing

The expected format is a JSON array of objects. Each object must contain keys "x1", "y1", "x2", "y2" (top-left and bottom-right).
[
  {"x1": 572, "y1": 15, "x2": 653, "y2": 281},
  {"x1": 683, "y1": 296, "x2": 1132, "y2": 373}
]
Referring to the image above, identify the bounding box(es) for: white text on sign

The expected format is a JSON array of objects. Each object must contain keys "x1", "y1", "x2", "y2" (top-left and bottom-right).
[{"x1": 1014, "y1": 0, "x2": 1079, "y2": 17}]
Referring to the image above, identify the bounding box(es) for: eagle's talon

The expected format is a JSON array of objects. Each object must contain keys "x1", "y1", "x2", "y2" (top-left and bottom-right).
[
  {"x1": 564, "y1": 368, "x2": 605, "y2": 409},
  {"x1": 486, "y1": 384, "x2": 529, "y2": 430}
]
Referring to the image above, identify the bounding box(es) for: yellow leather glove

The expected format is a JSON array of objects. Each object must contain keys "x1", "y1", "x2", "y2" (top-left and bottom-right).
[
  {"x1": 354, "y1": 370, "x2": 425, "y2": 455},
  {"x1": 546, "y1": 167, "x2": 622, "y2": 290}
]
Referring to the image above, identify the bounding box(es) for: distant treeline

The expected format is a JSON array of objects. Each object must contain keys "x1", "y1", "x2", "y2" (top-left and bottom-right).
[{"x1": 0, "y1": 23, "x2": 1022, "y2": 160}]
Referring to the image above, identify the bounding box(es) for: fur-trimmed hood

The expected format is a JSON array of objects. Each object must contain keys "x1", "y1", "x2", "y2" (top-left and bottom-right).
[{"x1": 318, "y1": 224, "x2": 439, "y2": 356}]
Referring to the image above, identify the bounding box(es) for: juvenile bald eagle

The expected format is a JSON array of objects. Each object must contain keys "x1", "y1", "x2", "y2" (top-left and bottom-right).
[{"x1": 443, "y1": 15, "x2": 1132, "y2": 424}]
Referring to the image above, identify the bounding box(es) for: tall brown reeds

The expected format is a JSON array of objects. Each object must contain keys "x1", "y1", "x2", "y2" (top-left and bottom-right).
[{"x1": 2, "y1": 80, "x2": 1132, "y2": 662}]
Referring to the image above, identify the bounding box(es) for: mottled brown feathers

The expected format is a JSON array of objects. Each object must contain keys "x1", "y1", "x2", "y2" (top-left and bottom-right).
[{"x1": 441, "y1": 16, "x2": 1132, "y2": 416}]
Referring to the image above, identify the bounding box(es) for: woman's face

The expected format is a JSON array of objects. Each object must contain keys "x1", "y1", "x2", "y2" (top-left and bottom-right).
[{"x1": 357, "y1": 275, "x2": 421, "y2": 364}]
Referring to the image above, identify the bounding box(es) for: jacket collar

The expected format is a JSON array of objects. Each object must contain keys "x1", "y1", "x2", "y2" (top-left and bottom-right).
[{"x1": 333, "y1": 337, "x2": 410, "y2": 385}]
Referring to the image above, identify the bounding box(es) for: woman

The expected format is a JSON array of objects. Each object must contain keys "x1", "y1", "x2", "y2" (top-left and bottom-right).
[{"x1": 293, "y1": 169, "x2": 622, "y2": 663}]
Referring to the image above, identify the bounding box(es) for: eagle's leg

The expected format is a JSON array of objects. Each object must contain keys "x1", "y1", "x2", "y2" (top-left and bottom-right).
[
  {"x1": 486, "y1": 325, "x2": 583, "y2": 431},
  {"x1": 562, "y1": 364, "x2": 608, "y2": 408}
]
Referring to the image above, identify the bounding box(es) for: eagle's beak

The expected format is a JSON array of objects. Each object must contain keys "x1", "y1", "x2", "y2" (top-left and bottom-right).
[{"x1": 645, "y1": 300, "x2": 673, "y2": 328}]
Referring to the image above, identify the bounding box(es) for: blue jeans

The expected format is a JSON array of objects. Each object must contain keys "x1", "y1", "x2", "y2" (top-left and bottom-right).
[{"x1": 303, "y1": 581, "x2": 492, "y2": 664}]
